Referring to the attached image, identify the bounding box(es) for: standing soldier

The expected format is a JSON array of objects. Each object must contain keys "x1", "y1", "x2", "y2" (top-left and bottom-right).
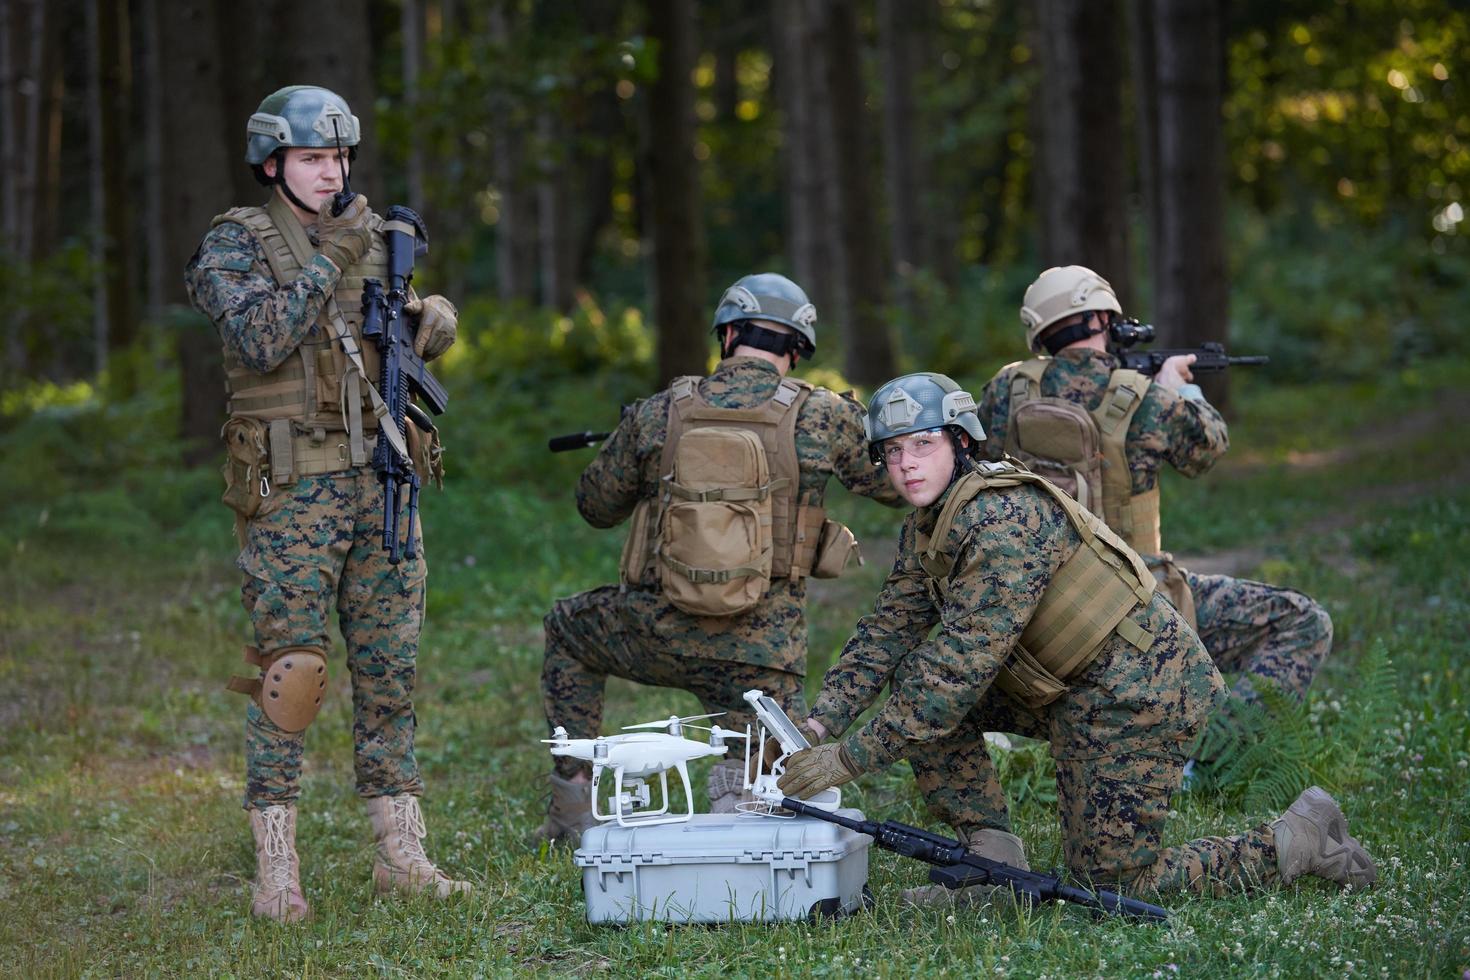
[
  {"x1": 186, "y1": 85, "x2": 469, "y2": 922},
  {"x1": 976, "y1": 267, "x2": 1333, "y2": 725},
  {"x1": 538, "y1": 273, "x2": 902, "y2": 842},
  {"x1": 780, "y1": 372, "x2": 1375, "y2": 905}
]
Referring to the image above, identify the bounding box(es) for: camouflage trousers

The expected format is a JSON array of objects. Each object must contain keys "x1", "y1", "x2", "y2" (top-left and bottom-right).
[
  {"x1": 237, "y1": 470, "x2": 427, "y2": 809},
  {"x1": 542, "y1": 585, "x2": 807, "y2": 780},
  {"x1": 904, "y1": 667, "x2": 1276, "y2": 898},
  {"x1": 1187, "y1": 571, "x2": 1333, "y2": 702}
]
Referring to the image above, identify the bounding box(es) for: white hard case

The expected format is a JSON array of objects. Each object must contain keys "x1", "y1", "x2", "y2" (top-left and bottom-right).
[{"x1": 574, "y1": 810, "x2": 872, "y2": 924}]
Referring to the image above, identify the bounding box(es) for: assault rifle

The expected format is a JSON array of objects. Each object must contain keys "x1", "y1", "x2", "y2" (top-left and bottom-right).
[
  {"x1": 1107, "y1": 318, "x2": 1268, "y2": 376},
  {"x1": 548, "y1": 430, "x2": 612, "y2": 452},
  {"x1": 330, "y1": 120, "x2": 448, "y2": 563},
  {"x1": 779, "y1": 797, "x2": 1169, "y2": 923}
]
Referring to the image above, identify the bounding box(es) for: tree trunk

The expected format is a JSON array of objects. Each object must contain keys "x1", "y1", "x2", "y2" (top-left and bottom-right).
[
  {"x1": 88, "y1": 0, "x2": 136, "y2": 393},
  {"x1": 160, "y1": 0, "x2": 232, "y2": 464},
  {"x1": 1151, "y1": 0, "x2": 1229, "y2": 407},
  {"x1": 1128, "y1": 0, "x2": 1161, "y2": 316},
  {"x1": 1035, "y1": 0, "x2": 1131, "y2": 306},
  {"x1": 825, "y1": 0, "x2": 893, "y2": 385},
  {"x1": 536, "y1": 111, "x2": 575, "y2": 311},
  {"x1": 137, "y1": 0, "x2": 164, "y2": 318},
  {"x1": 489, "y1": 2, "x2": 536, "y2": 302},
  {"x1": 645, "y1": 0, "x2": 707, "y2": 384},
  {"x1": 402, "y1": 0, "x2": 424, "y2": 218},
  {"x1": 879, "y1": 0, "x2": 925, "y2": 333},
  {"x1": 772, "y1": 0, "x2": 839, "y2": 322}
]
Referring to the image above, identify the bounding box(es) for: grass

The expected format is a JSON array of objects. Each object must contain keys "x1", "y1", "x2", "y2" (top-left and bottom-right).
[{"x1": 2, "y1": 360, "x2": 1469, "y2": 977}]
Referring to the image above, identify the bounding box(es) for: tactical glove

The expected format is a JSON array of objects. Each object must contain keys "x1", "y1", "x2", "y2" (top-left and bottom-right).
[
  {"x1": 405, "y1": 294, "x2": 458, "y2": 361},
  {"x1": 317, "y1": 193, "x2": 374, "y2": 272},
  {"x1": 776, "y1": 741, "x2": 861, "y2": 800},
  {"x1": 754, "y1": 721, "x2": 822, "y2": 779}
]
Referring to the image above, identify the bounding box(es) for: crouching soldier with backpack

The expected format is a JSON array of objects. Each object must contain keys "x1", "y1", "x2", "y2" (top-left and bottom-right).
[
  {"x1": 975, "y1": 267, "x2": 1333, "y2": 732},
  {"x1": 778, "y1": 372, "x2": 1375, "y2": 905},
  {"x1": 537, "y1": 273, "x2": 903, "y2": 843}
]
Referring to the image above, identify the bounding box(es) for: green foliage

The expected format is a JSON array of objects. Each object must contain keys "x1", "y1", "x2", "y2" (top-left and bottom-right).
[{"x1": 1195, "y1": 642, "x2": 1402, "y2": 812}]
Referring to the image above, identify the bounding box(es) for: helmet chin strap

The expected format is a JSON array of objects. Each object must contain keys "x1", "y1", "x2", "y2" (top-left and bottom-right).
[
  {"x1": 272, "y1": 150, "x2": 320, "y2": 216},
  {"x1": 1041, "y1": 313, "x2": 1107, "y2": 355}
]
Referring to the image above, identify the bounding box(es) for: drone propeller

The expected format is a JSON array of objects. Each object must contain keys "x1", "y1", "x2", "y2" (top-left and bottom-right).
[
  {"x1": 621, "y1": 712, "x2": 726, "y2": 732},
  {"x1": 677, "y1": 722, "x2": 751, "y2": 737}
]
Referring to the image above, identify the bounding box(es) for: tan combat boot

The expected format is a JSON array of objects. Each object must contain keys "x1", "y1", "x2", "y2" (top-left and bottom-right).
[
  {"x1": 365, "y1": 795, "x2": 472, "y2": 898},
  {"x1": 534, "y1": 772, "x2": 598, "y2": 845},
  {"x1": 1272, "y1": 786, "x2": 1377, "y2": 889},
  {"x1": 248, "y1": 803, "x2": 310, "y2": 923},
  {"x1": 707, "y1": 758, "x2": 752, "y2": 814},
  {"x1": 900, "y1": 828, "x2": 1029, "y2": 908}
]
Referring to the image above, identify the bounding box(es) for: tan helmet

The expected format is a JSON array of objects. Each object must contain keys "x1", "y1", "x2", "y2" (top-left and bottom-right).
[{"x1": 1019, "y1": 265, "x2": 1121, "y2": 353}]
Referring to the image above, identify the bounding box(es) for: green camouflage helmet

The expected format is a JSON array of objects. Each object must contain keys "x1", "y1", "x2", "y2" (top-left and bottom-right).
[
  {"x1": 245, "y1": 85, "x2": 361, "y2": 166},
  {"x1": 864, "y1": 372, "x2": 985, "y2": 465},
  {"x1": 711, "y1": 273, "x2": 818, "y2": 354}
]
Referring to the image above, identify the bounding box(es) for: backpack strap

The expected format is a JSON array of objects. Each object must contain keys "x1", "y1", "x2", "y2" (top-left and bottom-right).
[{"x1": 1091, "y1": 369, "x2": 1155, "y2": 553}]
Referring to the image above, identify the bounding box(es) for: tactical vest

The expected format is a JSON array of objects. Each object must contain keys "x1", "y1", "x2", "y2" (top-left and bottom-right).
[
  {"x1": 917, "y1": 461, "x2": 1158, "y2": 709},
  {"x1": 1002, "y1": 358, "x2": 1161, "y2": 555},
  {"x1": 212, "y1": 193, "x2": 389, "y2": 483},
  {"x1": 620, "y1": 375, "x2": 831, "y2": 592}
]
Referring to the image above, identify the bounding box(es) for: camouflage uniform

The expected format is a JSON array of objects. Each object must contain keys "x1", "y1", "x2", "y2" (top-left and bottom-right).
[
  {"x1": 187, "y1": 214, "x2": 429, "y2": 808},
  {"x1": 808, "y1": 472, "x2": 1280, "y2": 896},
  {"x1": 976, "y1": 348, "x2": 1332, "y2": 702},
  {"x1": 544, "y1": 356, "x2": 899, "y2": 777}
]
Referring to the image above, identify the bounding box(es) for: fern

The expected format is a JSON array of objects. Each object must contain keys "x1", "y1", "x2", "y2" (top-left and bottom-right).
[
  {"x1": 1328, "y1": 639, "x2": 1397, "y2": 785},
  {"x1": 1197, "y1": 678, "x2": 1318, "y2": 811}
]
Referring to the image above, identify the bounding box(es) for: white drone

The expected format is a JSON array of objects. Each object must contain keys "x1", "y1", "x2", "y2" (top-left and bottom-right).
[{"x1": 543, "y1": 713, "x2": 748, "y2": 827}]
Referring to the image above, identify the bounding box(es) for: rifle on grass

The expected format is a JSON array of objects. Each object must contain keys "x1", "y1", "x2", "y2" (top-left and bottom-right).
[
  {"x1": 1108, "y1": 318, "x2": 1268, "y2": 376},
  {"x1": 778, "y1": 797, "x2": 1169, "y2": 923}
]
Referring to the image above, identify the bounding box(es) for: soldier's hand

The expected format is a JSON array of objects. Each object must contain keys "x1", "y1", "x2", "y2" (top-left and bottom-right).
[
  {"x1": 776, "y1": 741, "x2": 861, "y2": 799},
  {"x1": 752, "y1": 720, "x2": 823, "y2": 779},
  {"x1": 317, "y1": 193, "x2": 374, "y2": 272},
  {"x1": 1155, "y1": 353, "x2": 1197, "y2": 391},
  {"x1": 405, "y1": 294, "x2": 458, "y2": 361}
]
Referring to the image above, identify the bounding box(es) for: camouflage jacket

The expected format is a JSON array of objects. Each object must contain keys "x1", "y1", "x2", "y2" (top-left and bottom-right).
[
  {"x1": 576, "y1": 357, "x2": 902, "y2": 527},
  {"x1": 975, "y1": 349, "x2": 1230, "y2": 495},
  {"x1": 184, "y1": 212, "x2": 345, "y2": 372},
  {"x1": 808, "y1": 470, "x2": 1224, "y2": 773}
]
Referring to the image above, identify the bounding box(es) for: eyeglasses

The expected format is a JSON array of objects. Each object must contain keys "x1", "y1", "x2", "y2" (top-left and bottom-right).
[{"x1": 881, "y1": 429, "x2": 947, "y2": 465}]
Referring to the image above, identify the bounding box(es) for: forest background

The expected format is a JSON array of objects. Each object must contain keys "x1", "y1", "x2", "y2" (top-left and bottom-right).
[{"x1": 1, "y1": 0, "x2": 1468, "y2": 976}]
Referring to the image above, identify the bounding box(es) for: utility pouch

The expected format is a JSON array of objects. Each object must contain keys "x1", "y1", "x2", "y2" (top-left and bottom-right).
[
  {"x1": 658, "y1": 426, "x2": 777, "y2": 617},
  {"x1": 220, "y1": 417, "x2": 272, "y2": 521},
  {"x1": 994, "y1": 643, "x2": 1069, "y2": 709},
  {"x1": 810, "y1": 518, "x2": 863, "y2": 579},
  {"x1": 619, "y1": 498, "x2": 656, "y2": 587},
  {"x1": 315, "y1": 348, "x2": 342, "y2": 413},
  {"x1": 406, "y1": 417, "x2": 445, "y2": 490},
  {"x1": 1147, "y1": 552, "x2": 1197, "y2": 632}
]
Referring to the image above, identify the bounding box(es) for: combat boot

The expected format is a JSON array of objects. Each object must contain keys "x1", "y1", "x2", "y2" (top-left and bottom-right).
[
  {"x1": 707, "y1": 758, "x2": 752, "y2": 814},
  {"x1": 365, "y1": 795, "x2": 472, "y2": 898},
  {"x1": 248, "y1": 803, "x2": 310, "y2": 923},
  {"x1": 1271, "y1": 786, "x2": 1376, "y2": 889},
  {"x1": 534, "y1": 772, "x2": 598, "y2": 845},
  {"x1": 900, "y1": 828, "x2": 1029, "y2": 908}
]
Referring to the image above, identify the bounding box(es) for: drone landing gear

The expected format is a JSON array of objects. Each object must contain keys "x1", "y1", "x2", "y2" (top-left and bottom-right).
[{"x1": 590, "y1": 762, "x2": 697, "y2": 828}]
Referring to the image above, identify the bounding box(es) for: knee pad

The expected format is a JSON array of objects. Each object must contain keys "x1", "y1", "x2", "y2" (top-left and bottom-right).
[{"x1": 227, "y1": 644, "x2": 328, "y2": 733}]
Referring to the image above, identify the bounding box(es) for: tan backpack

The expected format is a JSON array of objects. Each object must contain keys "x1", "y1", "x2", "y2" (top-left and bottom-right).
[
  {"x1": 1001, "y1": 359, "x2": 1157, "y2": 552},
  {"x1": 1001, "y1": 358, "x2": 1196, "y2": 629}
]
